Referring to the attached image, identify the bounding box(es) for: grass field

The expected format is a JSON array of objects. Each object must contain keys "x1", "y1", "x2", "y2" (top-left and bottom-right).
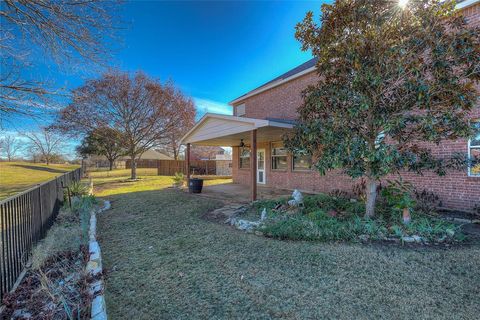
[
  {"x1": 0, "y1": 162, "x2": 79, "y2": 200},
  {"x1": 96, "y1": 175, "x2": 480, "y2": 319},
  {"x1": 89, "y1": 168, "x2": 232, "y2": 197}
]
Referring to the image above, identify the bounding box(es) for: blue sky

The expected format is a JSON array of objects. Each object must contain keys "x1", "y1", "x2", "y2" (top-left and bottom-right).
[
  {"x1": 2, "y1": 0, "x2": 328, "y2": 149},
  {"x1": 116, "y1": 0, "x2": 325, "y2": 115}
]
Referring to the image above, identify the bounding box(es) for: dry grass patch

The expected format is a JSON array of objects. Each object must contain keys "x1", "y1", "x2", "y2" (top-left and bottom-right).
[{"x1": 97, "y1": 188, "x2": 480, "y2": 319}]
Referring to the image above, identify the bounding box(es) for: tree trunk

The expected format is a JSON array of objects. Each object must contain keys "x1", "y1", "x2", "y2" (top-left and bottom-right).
[
  {"x1": 109, "y1": 159, "x2": 114, "y2": 171},
  {"x1": 365, "y1": 178, "x2": 378, "y2": 218},
  {"x1": 130, "y1": 155, "x2": 137, "y2": 180}
]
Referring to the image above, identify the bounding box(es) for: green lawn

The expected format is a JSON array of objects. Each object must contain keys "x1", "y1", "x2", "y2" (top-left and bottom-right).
[
  {"x1": 89, "y1": 168, "x2": 232, "y2": 197},
  {"x1": 97, "y1": 179, "x2": 480, "y2": 319},
  {"x1": 0, "y1": 161, "x2": 79, "y2": 200}
]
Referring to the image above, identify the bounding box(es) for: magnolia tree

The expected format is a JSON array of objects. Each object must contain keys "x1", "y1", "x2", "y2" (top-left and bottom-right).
[
  {"x1": 56, "y1": 71, "x2": 195, "y2": 179},
  {"x1": 286, "y1": 0, "x2": 480, "y2": 217}
]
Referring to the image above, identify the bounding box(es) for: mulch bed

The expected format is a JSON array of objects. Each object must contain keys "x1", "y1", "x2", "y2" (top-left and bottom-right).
[{"x1": 1, "y1": 247, "x2": 93, "y2": 320}]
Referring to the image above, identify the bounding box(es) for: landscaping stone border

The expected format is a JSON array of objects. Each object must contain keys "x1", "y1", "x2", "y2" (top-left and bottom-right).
[{"x1": 87, "y1": 200, "x2": 110, "y2": 320}]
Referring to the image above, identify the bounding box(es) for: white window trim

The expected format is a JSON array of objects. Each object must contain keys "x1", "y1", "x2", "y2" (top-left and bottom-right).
[{"x1": 468, "y1": 138, "x2": 480, "y2": 177}]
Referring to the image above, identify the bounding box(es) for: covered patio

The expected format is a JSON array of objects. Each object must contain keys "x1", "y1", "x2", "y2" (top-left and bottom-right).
[
  {"x1": 197, "y1": 182, "x2": 292, "y2": 204},
  {"x1": 181, "y1": 113, "x2": 294, "y2": 201}
]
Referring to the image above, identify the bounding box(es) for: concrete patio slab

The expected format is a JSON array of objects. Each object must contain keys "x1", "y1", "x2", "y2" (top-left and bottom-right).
[{"x1": 193, "y1": 182, "x2": 292, "y2": 204}]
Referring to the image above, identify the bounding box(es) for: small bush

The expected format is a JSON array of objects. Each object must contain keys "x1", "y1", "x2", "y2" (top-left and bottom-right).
[
  {"x1": 172, "y1": 172, "x2": 185, "y2": 187},
  {"x1": 69, "y1": 181, "x2": 90, "y2": 197},
  {"x1": 414, "y1": 189, "x2": 441, "y2": 215}
]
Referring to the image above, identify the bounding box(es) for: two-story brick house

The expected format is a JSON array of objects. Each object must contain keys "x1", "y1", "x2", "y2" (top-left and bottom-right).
[{"x1": 182, "y1": 0, "x2": 480, "y2": 212}]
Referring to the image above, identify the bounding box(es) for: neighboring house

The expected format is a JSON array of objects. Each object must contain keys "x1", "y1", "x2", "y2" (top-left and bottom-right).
[
  {"x1": 122, "y1": 149, "x2": 174, "y2": 161},
  {"x1": 190, "y1": 146, "x2": 226, "y2": 161},
  {"x1": 215, "y1": 149, "x2": 232, "y2": 161},
  {"x1": 182, "y1": 1, "x2": 480, "y2": 212}
]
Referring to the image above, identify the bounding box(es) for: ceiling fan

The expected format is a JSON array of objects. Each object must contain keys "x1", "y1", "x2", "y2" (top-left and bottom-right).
[{"x1": 235, "y1": 139, "x2": 247, "y2": 153}]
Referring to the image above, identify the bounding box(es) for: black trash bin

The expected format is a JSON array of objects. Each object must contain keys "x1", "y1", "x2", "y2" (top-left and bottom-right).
[{"x1": 189, "y1": 178, "x2": 204, "y2": 193}]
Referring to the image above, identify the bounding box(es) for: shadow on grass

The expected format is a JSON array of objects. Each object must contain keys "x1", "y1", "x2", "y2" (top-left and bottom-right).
[{"x1": 12, "y1": 164, "x2": 68, "y2": 174}]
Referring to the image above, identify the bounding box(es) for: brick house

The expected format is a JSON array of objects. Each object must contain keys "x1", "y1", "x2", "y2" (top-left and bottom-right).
[{"x1": 182, "y1": 0, "x2": 480, "y2": 212}]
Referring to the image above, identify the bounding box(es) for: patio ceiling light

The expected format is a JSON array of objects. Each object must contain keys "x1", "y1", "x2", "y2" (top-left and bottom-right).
[{"x1": 239, "y1": 139, "x2": 246, "y2": 154}]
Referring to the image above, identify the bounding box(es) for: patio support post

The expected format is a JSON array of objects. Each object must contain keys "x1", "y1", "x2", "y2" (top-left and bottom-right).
[
  {"x1": 186, "y1": 143, "x2": 191, "y2": 184},
  {"x1": 251, "y1": 129, "x2": 257, "y2": 202}
]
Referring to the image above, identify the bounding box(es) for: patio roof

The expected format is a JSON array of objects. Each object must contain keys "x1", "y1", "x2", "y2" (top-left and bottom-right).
[{"x1": 181, "y1": 113, "x2": 294, "y2": 146}]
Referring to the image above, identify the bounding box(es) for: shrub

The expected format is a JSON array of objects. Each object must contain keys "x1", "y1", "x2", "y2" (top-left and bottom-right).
[
  {"x1": 172, "y1": 172, "x2": 185, "y2": 187},
  {"x1": 256, "y1": 192, "x2": 463, "y2": 244},
  {"x1": 328, "y1": 189, "x2": 351, "y2": 199},
  {"x1": 68, "y1": 181, "x2": 90, "y2": 197},
  {"x1": 413, "y1": 189, "x2": 441, "y2": 215}
]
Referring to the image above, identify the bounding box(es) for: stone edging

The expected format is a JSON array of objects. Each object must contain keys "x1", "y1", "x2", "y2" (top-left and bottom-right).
[{"x1": 87, "y1": 200, "x2": 110, "y2": 320}]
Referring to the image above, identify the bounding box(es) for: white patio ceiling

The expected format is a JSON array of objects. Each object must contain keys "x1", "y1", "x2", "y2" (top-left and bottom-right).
[{"x1": 180, "y1": 113, "x2": 294, "y2": 146}]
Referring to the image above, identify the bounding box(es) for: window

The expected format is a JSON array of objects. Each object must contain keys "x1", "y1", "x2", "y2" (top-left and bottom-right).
[
  {"x1": 468, "y1": 121, "x2": 480, "y2": 177},
  {"x1": 271, "y1": 142, "x2": 287, "y2": 170},
  {"x1": 239, "y1": 147, "x2": 250, "y2": 169},
  {"x1": 293, "y1": 154, "x2": 312, "y2": 171},
  {"x1": 236, "y1": 104, "x2": 246, "y2": 117}
]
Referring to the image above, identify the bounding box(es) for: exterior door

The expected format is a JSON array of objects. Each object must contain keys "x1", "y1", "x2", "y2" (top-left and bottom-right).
[{"x1": 257, "y1": 149, "x2": 266, "y2": 184}]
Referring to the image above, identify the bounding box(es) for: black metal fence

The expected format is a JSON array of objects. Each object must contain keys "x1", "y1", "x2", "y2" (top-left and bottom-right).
[{"x1": 0, "y1": 168, "x2": 82, "y2": 301}]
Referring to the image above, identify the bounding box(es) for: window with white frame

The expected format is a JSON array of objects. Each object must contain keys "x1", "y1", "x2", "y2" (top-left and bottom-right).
[
  {"x1": 239, "y1": 147, "x2": 250, "y2": 169},
  {"x1": 468, "y1": 121, "x2": 480, "y2": 177},
  {"x1": 271, "y1": 142, "x2": 288, "y2": 170}
]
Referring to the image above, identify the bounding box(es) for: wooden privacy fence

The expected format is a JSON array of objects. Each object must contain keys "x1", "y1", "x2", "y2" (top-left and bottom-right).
[
  {"x1": 126, "y1": 159, "x2": 159, "y2": 169},
  {"x1": 156, "y1": 160, "x2": 232, "y2": 176},
  {"x1": 125, "y1": 159, "x2": 232, "y2": 176},
  {"x1": 0, "y1": 168, "x2": 82, "y2": 301}
]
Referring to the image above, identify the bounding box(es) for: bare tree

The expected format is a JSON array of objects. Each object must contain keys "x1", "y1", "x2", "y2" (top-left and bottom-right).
[
  {"x1": 23, "y1": 128, "x2": 64, "y2": 165},
  {"x1": 160, "y1": 96, "x2": 196, "y2": 159},
  {"x1": 0, "y1": 135, "x2": 23, "y2": 161},
  {"x1": 56, "y1": 71, "x2": 189, "y2": 179},
  {"x1": 0, "y1": 0, "x2": 122, "y2": 120}
]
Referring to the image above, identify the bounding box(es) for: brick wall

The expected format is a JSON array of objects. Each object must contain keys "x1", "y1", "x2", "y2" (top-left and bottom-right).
[
  {"x1": 233, "y1": 72, "x2": 318, "y2": 120},
  {"x1": 233, "y1": 136, "x2": 479, "y2": 212},
  {"x1": 231, "y1": 3, "x2": 480, "y2": 212}
]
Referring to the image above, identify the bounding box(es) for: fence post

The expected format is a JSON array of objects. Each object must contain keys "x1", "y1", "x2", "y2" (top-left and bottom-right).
[
  {"x1": 38, "y1": 186, "x2": 43, "y2": 239},
  {"x1": 1, "y1": 203, "x2": 6, "y2": 300}
]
